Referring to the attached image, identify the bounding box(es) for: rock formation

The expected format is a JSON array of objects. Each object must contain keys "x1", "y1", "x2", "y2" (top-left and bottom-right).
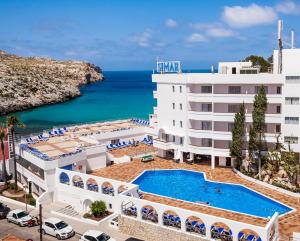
[{"x1": 0, "y1": 50, "x2": 104, "y2": 115}]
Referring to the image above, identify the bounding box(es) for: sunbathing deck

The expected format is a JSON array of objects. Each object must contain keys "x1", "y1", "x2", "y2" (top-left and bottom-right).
[
  {"x1": 27, "y1": 119, "x2": 145, "y2": 159},
  {"x1": 92, "y1": 157, "x2": 300, "y2": 239},
  {"x1": 28, "y1": 135, "x2": 92, "y2": 158}
]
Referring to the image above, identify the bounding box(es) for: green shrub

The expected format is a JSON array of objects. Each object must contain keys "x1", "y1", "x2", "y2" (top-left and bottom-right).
[
  {"x1": 29, "y1": 198, "x2": 36, "y2": 206},
  {"x1": 272, "y1": 181, "x2": 300, "y2": 193},
  {"x1": 90, "y1": 201, "x2": 107, "y2": 217},
  {"x1": 83, "y1": 213, "x2": 92, "y2": 219},
  {"x1": 25, "y1": 193, "x2": 33, "y2": 199},
  {"x1": 8, "y1": 183, "x2": 15, "y2": 190}
]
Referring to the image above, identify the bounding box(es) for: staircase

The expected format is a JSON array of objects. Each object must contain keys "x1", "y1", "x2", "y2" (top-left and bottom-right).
[
  {"x1": 55, "y1": 205, "x2": 80, "y2": 218},
  {"x1": 50, "y1": 202, "x2": 81, "y2": 219}
]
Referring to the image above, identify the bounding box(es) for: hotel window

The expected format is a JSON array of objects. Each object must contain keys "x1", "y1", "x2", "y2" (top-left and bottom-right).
[
  {"x1": 277, "y1": 86, "x2": 281, "y2": 94},
  {"x1": 276, "y1": 105, "x2": 281, "y2": 114},
  {"x1": 284, "y1": 136, "x2": 298, "y2": 144},
  {"x1": 285, "y1": 97, "x2": 299, "y2": 105},
  {"x1": 201, "y1": 85, "x2": 212, "y2": 93},
  {"x1": 111, "y1": 139, "x2": 120, "y2": 144},
  {"x1": 201, "y1": 121, "x2": 212, "y2": 130},
  {"x1": 180, "y1": 137, "x2": 183, "y2": 145},
  {"x1": 286, "y1": 76, "x2": 300, "y2": 81},
  {"x1": 173, "y1": 120, "x2": 175, "y2": 126},
  {"x1": 164, "y1": 134, "x2": 169, "y2": 142},
  {"x1": 255, "y1": 86, "x2": 268, "y2": 94},
  {"x1": 172, "y1": 103, "x2": 175, "y2": 109},
  {"x1": 228, "y1": 123, "x2": 234, "y2": 132},
  {"x1": 202, "y1": 138, "x2": 212, "y2": 147},
  {"x1": 276, "y1": 124, "x2": 281, "y2": 133},
  {"x1": 228, "y1": 104, "x2": 240, "y2": 113},
  {"x1": 179, "y1": 86, "x2": 182, "y2": 93},
  {"x1": 240, "y1": 69, "x2": 258, "y2": 74},
  {"x1": 173, "y1": 136, "x2": 175, "y2": 142},
  {"x1": 180, "y1": 121, "x2": 183, "y2": 128},
  {"x1": 172, "y1": 86, "x2": 175, "y2": 92},
  {"x1": 285, "y1": 117, "x2": 299, "y2": 124},
  {"x1": 228, "y1": 86, "x2": 241, "y2": 94},
  {"x1": 180, "y1": 104, "x2": 183, "y2": 110},
  {"x1": 202, "y1": 103, "x2": 212, "y2": 112}
]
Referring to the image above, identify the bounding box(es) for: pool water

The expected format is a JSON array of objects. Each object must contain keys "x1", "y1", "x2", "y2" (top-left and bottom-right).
[{"x1": 132, "y1": 170, "x2": 292, "y2": 218}]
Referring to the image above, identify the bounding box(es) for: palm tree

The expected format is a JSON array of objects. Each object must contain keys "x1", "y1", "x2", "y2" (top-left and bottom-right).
[
  {"x1": 0, "y1": 126, "x2": 8, "y2": 184},
  {"x1": 7, "y1": 116, "x2": 25, "y2": 192}
]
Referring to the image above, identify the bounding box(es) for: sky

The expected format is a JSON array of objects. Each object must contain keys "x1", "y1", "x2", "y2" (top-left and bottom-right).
[{"x1": 0, "y1": 0, "x2": 300, "y2": 70}]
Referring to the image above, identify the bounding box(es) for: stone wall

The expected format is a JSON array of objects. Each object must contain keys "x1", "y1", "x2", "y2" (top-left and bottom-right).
[{"x1": 119, "y1": 216, "x2": 207, "y2": 241}]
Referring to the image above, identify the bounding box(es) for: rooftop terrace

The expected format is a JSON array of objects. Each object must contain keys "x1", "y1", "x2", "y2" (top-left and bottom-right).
[{"x1": 23, "y1": 119, "x2": 145, "y2": 160}]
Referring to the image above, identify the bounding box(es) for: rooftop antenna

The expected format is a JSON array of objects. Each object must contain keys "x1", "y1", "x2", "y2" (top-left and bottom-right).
[
  {"x1": 291, "y1": 30, "x2": 295, "y2": 49},
  {"x1": 278, "y1": 20, "x2": 283, "y2": 74}
]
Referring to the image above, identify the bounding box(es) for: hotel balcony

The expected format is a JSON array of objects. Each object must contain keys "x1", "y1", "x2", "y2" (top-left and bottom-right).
[
  {"x1": 153, "y1": 90, "x2": 158, "y2": 99},
  {"x1": 187, "y1": 84, "x2": 282, "y2": 103},
  {"x1": 189, "y1": 137, "x2": 212, "y2": 148},
  {"x1": 153, "y1": 138, "x2": 175, "y2": 150}
]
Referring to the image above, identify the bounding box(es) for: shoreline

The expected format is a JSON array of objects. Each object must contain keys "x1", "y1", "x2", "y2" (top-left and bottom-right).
[{"x1": 0, "y1": 80, "x2": 102, "y2": 117}]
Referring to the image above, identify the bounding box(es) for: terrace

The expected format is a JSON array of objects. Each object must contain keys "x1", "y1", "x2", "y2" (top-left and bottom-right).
[
  {"x1": 91, "y1": 157, "x2": 300, "y2": 240},
  {"x1": 21, "y1": 119, "x2": 146, "y2": 161}
]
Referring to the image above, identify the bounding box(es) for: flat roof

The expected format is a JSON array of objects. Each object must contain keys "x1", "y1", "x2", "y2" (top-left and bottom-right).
[{"x1": 25, "y1": 119, "x2": 143, "y2": 160}]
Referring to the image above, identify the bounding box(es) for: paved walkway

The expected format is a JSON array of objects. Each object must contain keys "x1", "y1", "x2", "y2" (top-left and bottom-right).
[{"x1": 92, "y1": 157, "x2": 300, "y2": 240}]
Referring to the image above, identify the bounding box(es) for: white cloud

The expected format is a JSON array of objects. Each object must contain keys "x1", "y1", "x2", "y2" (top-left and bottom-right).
[
  {"x1": 222, "y1": 4, "x2": 277, "y2": 28},
  {"x1": 186, "y1": 33, "x2": 207, "y2": 43},
  {"x1": 190, "y1": 22, "x2": 236, "y2": 38},
  {"x1": 276, "y1": 0, "x2": 300, "y2": 15},
  {"x1": 165, "y1": 18, "x2": 177, "y2": 28},
  {"x1": 129, "y1": 30, "x2": 152, "y2": 47},
  {"x1": 206, "y1": 27, "x2": 236, "y2": 37}
]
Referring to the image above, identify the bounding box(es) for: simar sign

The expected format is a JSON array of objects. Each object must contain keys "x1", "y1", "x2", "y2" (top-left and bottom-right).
[{"x1": 157, "y1": 61, "x2": 181, "y2": 73}]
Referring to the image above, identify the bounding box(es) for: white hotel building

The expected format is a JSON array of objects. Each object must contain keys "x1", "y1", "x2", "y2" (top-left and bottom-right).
[{"x1": 152, "y1": 48, "x2": 300, "y2": 168}]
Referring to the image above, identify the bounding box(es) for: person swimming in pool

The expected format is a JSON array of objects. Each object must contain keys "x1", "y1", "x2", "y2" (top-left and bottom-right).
[{"x1": 215, "y1": 188, "x2": 221, "y2": 193}]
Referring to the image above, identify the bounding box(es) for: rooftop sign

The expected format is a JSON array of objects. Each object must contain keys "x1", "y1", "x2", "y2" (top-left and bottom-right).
[{"x1": 157, "y1": 61, "x2": 181, "y2": 73}]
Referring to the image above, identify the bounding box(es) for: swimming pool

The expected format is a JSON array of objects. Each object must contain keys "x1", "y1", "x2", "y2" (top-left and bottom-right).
[{"x1": 132, "y1": 169, "x2": 292, "y2": 218}]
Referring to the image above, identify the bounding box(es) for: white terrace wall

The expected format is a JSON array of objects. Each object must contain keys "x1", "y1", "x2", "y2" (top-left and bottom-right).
[
  {"x1": 94, "y1": 126, "x2": 148, "y2": 143},
  {"x1": 54, "y1": 168, "x2": 138, "y2": 213},
  {"x1": 53, "y1": 168, "x2": 278, "y2": 241},
  {"x1": 85, "y1": 144, "x2": 107, "y2": 171},
  {"x1": 116, "y1": 193, "x2": 278, "y2": 241}
]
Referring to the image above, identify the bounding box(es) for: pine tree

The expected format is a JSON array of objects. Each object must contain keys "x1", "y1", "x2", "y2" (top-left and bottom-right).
[
  {"x1": 251, "y1": 86, "x2": 268, "y2": 180},
  {"x1": 230, "y1": 103, "x2": 246, "y2": 169}
]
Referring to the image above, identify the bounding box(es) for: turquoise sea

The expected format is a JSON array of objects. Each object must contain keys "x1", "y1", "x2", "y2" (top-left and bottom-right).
[
  {"x1": 6, "y1": 69, "x2": 209, "y2": 135},
  {"x1": 12, "y1": 71, "x2": 156, "y2": 134}
]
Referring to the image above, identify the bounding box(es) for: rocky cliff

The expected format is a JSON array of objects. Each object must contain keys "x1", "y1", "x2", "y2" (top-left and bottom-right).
[{"x1": 0, "y1": 50, "x2": 104, "y2": 115}]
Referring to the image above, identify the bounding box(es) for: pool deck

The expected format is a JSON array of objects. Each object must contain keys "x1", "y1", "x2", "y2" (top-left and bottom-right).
[{"x1": 92, "y1": 157, "x2": 300, "y2": 239}]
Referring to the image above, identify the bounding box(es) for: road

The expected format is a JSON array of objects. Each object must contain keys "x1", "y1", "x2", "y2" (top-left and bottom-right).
[
  {"x1": 0, "y1": 197, "x2": 138, "y2": 241},
  {"x1": 0, "y1": 219, "x2": 80, "y2": 240}
]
